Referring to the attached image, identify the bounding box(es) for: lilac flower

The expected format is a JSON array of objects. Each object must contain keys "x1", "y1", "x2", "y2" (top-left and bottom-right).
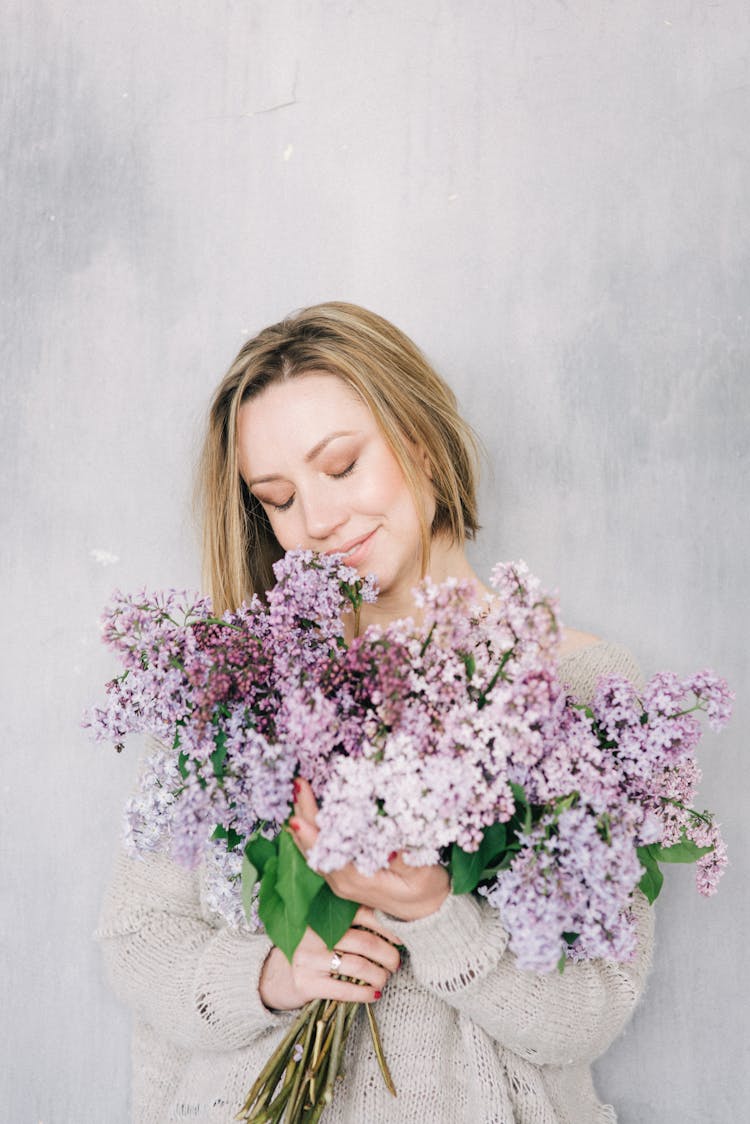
[
  {"x1": 87, "y1": 552, "x2": 730, "y2": 952},
  {"x1": 275, "y1": 687, "x2": 341, "y2": 798},
  {"x1": 687, "y1": 670, "x2": 735, "y2": 732},
  {"x1": 221, "y1": 707, "x2": 296, "y2": 832},
  {"x1": 123, "y1": 740, "x2": 181, "y2": 855},
  {"x1": 202, "y1": 842, "x2": 262, "y2": 931},
  {"x1": 486, "y1": 560, "x2": 561, "y2": 665},
  {"x1": 694, "y1": 825, "x2": 728, "y2": 895},
  {"x1": 168, "y1": 766, "x2": 230, "y2": 870},
  {"x1": 485, "y1": 804, "x2": 643, "y2": 973}
]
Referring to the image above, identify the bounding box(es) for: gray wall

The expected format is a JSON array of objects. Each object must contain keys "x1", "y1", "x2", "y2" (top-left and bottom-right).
[{"x1": 3, "y1": 1, "x2": 748, "y2": 1120}]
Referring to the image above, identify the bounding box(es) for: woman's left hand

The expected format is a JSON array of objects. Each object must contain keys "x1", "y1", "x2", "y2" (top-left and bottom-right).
[{"x1": 290, "y1": 778, "x2": 450, "y2": 922}]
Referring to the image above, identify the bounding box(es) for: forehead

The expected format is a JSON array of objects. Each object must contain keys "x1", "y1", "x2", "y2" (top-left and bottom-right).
[{"x1": 237, "y1": 371, "x2": 374, "y2": 476}]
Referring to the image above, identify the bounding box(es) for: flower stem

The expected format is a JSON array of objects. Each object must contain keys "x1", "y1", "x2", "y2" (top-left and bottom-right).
[
  {"x1": 237, "y1": 1002, "x2": 317, "y2": 1120},
  {"x1": 237, "y1": 996, "x2": 394, "y2": 1122},
  {"x1": 284, "y1": 1001, "x2": 322, "y2": 1121},
  {"x1": 364, "y1": 1004, "x2": 396, "y2": 1096},
  {"x1": 306, "y1": 1003, "x2": 347, "y2": 1124}
]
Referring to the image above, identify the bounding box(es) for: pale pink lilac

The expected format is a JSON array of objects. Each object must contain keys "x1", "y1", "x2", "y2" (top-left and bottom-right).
[{"x1": 86, "y1": 553, "x2": 732, "y2": 970}]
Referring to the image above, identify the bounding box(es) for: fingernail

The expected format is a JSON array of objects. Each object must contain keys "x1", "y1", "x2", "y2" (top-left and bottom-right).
[
  {"x1": 373, "y1": 990, "x2": 382, "y2": 999},
  {"x1": 387, "y1": 852, "x2": 398, "y2": 863},
  {"x1": 289, "y1": 818, "x2": 300, "y2": 832},
  {"x1": 292, "y1": 778, "x2": 301, "y2": 797}
]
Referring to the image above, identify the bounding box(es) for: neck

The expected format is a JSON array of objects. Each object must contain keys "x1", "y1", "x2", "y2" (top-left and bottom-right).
[{"x1": 346, "y1": 537, "x2": 490, "y2": 639}]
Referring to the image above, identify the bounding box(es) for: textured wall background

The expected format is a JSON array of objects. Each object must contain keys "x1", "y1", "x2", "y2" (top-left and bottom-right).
[{"x1": 2, "y1": 1, "x2": 748, "y2": 1120}]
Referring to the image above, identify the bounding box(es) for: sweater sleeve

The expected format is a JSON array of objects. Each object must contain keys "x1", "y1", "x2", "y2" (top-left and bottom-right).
[
  {"x1": 377, "y1": 640, "x2": 654, "y2": 1068},
  {"x1": 378, "y1": 884, "x2": 653, "y2": 1067},
  {"x1": 95, "y1": 845, "x2": 292, "y2": 1052}
]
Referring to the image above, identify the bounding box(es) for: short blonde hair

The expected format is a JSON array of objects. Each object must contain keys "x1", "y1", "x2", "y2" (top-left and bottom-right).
[{"x1": 197, "y1": 302, "x2": 480, "y2": 613}]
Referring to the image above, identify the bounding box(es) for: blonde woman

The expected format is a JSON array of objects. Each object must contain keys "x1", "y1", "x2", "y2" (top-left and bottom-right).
[{"x1": 98, "y1": 303, "x2": 653, "y2": 1123}]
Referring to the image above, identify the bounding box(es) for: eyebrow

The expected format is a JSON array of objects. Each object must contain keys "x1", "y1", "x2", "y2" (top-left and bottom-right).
[{"x1": 247, "y1": 430, "x2": 358, "y2": 487}]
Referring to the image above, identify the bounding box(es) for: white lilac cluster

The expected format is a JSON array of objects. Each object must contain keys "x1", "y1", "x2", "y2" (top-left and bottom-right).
[
  {"x1": 86, "y1": 556, "x2": 732, "y2": 970},
  {"x1": 201, "y1": 842, "x2": 261, "y2": 932}
]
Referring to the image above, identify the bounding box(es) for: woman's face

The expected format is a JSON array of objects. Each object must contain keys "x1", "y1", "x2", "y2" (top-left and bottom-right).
[{"x1": 237, "y1": 372, "x2": 434, "y2": 608}]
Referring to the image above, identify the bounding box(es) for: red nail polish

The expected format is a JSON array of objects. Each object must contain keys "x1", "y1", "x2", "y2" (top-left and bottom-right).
[
  {"x1": 388, "y1": 852, "x2": 398, "y2": 863},
  {"x1": 289, "y1": 818, "x2": 300, "y2": 832},
  {"x1": 292, "y1": 777, "x2": 301, "y2": 797},
  {"x1": 373, "y1": 990, "x2": 382, "y2": 999}
]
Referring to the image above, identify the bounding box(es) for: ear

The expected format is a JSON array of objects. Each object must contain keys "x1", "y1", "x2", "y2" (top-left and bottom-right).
[{"x1": 415, "y1": 440, "x2": 433, "y2": 480}]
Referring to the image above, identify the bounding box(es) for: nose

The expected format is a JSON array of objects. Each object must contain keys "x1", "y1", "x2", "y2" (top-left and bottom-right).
[{"x1": 298, "y1": 486, "x2": 348, "y2": 544}]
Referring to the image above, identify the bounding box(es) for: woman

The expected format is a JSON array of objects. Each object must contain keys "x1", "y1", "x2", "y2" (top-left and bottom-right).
[{"x1": 98, "y1": 302, "x2": 653, "y2": 1123}]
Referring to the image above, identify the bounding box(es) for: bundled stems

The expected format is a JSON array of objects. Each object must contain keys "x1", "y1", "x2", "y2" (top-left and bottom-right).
[{"x1": 237, "y1": 998, "x2": 394, "y2": 1123}]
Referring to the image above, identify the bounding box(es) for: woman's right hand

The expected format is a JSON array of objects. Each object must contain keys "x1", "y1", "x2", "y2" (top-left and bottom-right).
[{"x1": 258, "y1": 907, "x2": 401, "y2": 1012}]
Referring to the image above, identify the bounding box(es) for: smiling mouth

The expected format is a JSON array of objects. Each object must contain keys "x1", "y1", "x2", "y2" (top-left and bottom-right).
[{"x1": 327, "y1": 529, "x2": 377, "y2": 559}]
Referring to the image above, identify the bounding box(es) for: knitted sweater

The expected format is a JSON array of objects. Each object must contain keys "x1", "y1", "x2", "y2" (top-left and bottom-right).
[{"x1": 96, "y1": 641, "x2": 654, "y2": 1124}]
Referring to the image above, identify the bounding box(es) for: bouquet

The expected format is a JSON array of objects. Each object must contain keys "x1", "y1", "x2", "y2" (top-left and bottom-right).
[{"x1": 85, "y1": 553, "x2": 732, "y2": 1122}]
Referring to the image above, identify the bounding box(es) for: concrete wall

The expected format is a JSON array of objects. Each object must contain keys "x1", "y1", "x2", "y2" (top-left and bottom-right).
[{"x1": 2, "y1": 2, "x2": 748, "y2": 1119}]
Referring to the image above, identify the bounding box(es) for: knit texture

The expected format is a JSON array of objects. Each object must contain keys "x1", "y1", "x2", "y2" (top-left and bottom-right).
[{"x1": 96, "y1": 641, "x2": 653, "y2": 1123}]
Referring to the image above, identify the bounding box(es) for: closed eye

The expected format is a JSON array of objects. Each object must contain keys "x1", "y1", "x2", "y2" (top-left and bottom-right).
[
  {"x1": 268, "y1": 495, "x2": 295, "y2": 512},
  {"x1": 262, "y1": 460, "x2": 357, "y2": 513},
  {"x1": 332, "y1": 460, "x2": 357, "y2": 479}
]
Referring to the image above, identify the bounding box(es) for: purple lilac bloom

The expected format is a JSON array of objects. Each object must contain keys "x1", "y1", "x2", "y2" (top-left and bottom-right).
[
  {"x1": 485, "y1": 804, "x2": 643, "y2": 973},
  {"x1": 686, "y1": 669, "x2": 735, "y2": 731},
  {"x1": 694, "y1": 824, "x2": 728, "y2": 895},
  {"x1": 123, "y1": 739, "x2": 182, "y2": 855},
  {"x1": 87, "y1": 554, "x2": 730, "y2": 945},
  {"x1": 221, "y1": 704, "x2": 296, "y2": 832},
  {"x1": 202, "y1": 842, "x2": 263, "y2": 931},
  {"x1": 167, "y1": 764, "x2": 232, "y2": 870}
]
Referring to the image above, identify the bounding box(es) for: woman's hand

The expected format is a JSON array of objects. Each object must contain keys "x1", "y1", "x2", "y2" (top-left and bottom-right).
[
  {"x1": 258, "y1": 907, "x2": 401, "y2": 1012},
  {"x1": 289, "y1": 778, "x2": 450, "y2": 923}
]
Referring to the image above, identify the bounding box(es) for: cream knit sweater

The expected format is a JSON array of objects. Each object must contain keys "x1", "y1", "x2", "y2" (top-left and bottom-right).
[{"x1": 97, "y1": 641, "x2": 654, "y2": 1124}]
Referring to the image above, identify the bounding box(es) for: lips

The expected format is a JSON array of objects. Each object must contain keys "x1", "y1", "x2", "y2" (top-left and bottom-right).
[{"x1": 326, "y1": 528, "x2": 378, "y2": 561}]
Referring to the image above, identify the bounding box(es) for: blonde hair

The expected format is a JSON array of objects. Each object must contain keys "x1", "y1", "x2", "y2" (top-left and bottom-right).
[{"x1": 197, "y1": 302, "x2": 480, "y2": 613}]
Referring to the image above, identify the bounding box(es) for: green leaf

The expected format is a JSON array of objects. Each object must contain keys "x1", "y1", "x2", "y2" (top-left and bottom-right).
[
  {"x1": 275, "y1": 830, "x2": 325, "y2": 924},
  {"x1": 257, "y1": 856, "x2": 307, "y2": 961},
  {"x1": 451, "y1": 843, "x2": 487, "y2": 896},
  {"x1": 483, "y1": 821, "x2": 508, "y2": 854},
  {"x1": 241, "y1": 853, "x2": 258, "y2": 925},
  {"x1": 557, "y1": 948, "x2": 568, "y2": 975},
  {"x1": 177, "y1": 751, "x2": 190, "y2": 780},
  {"x1": 210, "y1": 730, "x2": 228, "y2": 779},
  {"x1": 508, "y1": 784, "x2": 534, "y2": 834},
  {"x1": 451, "y1": 822, "x2": 508, "y2": 895},
  {"x1": 419, "y1": 622, "x2": 436, "y2": 657},
  {"x1": 637, "y1": 845, "x2": 664, "y2": 904},
  {"x1": 211, "y1": 824, "x2": 243, "y2": 851},
  {"x1": 307, "y1": 882, "x2": 359, "y2": 949},
  {"x1": 653, "y1": 839, "x2": 714, "y2": 864},
  {"x1": 561, "y1": 930, "x2": 579, "y2": 947},
  {"x1": 569, "y1": 701, "x2": 595, "y2": 722},
  {"x1": 510, "y1": 782, "x2": 527, "y2": 808},
  {"x1": 245, "y1": 833, "x2": 277, "y2": 877},
  {"x1": 638, "y1": 864, "x2": 663, "y2": 904}
]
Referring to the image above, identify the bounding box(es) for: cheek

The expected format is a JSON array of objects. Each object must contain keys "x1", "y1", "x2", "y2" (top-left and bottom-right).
[
  {"x1": 265, "y1": 510, "x2": 303, "y2": 553},
  {"x1": 363, "y1": 450, "x2": 431, "y2": 528},
  {"x1": 355, "y1": 449, "x2": 412, "y2": 514},
  {"x1": 371, "y1": 457, "x2": 410, "y2": 508}
]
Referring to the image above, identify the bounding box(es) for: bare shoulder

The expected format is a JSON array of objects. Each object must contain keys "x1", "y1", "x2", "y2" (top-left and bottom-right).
[{"x1": 558, "y1": 627, "x2": 601, "y2": 659}]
